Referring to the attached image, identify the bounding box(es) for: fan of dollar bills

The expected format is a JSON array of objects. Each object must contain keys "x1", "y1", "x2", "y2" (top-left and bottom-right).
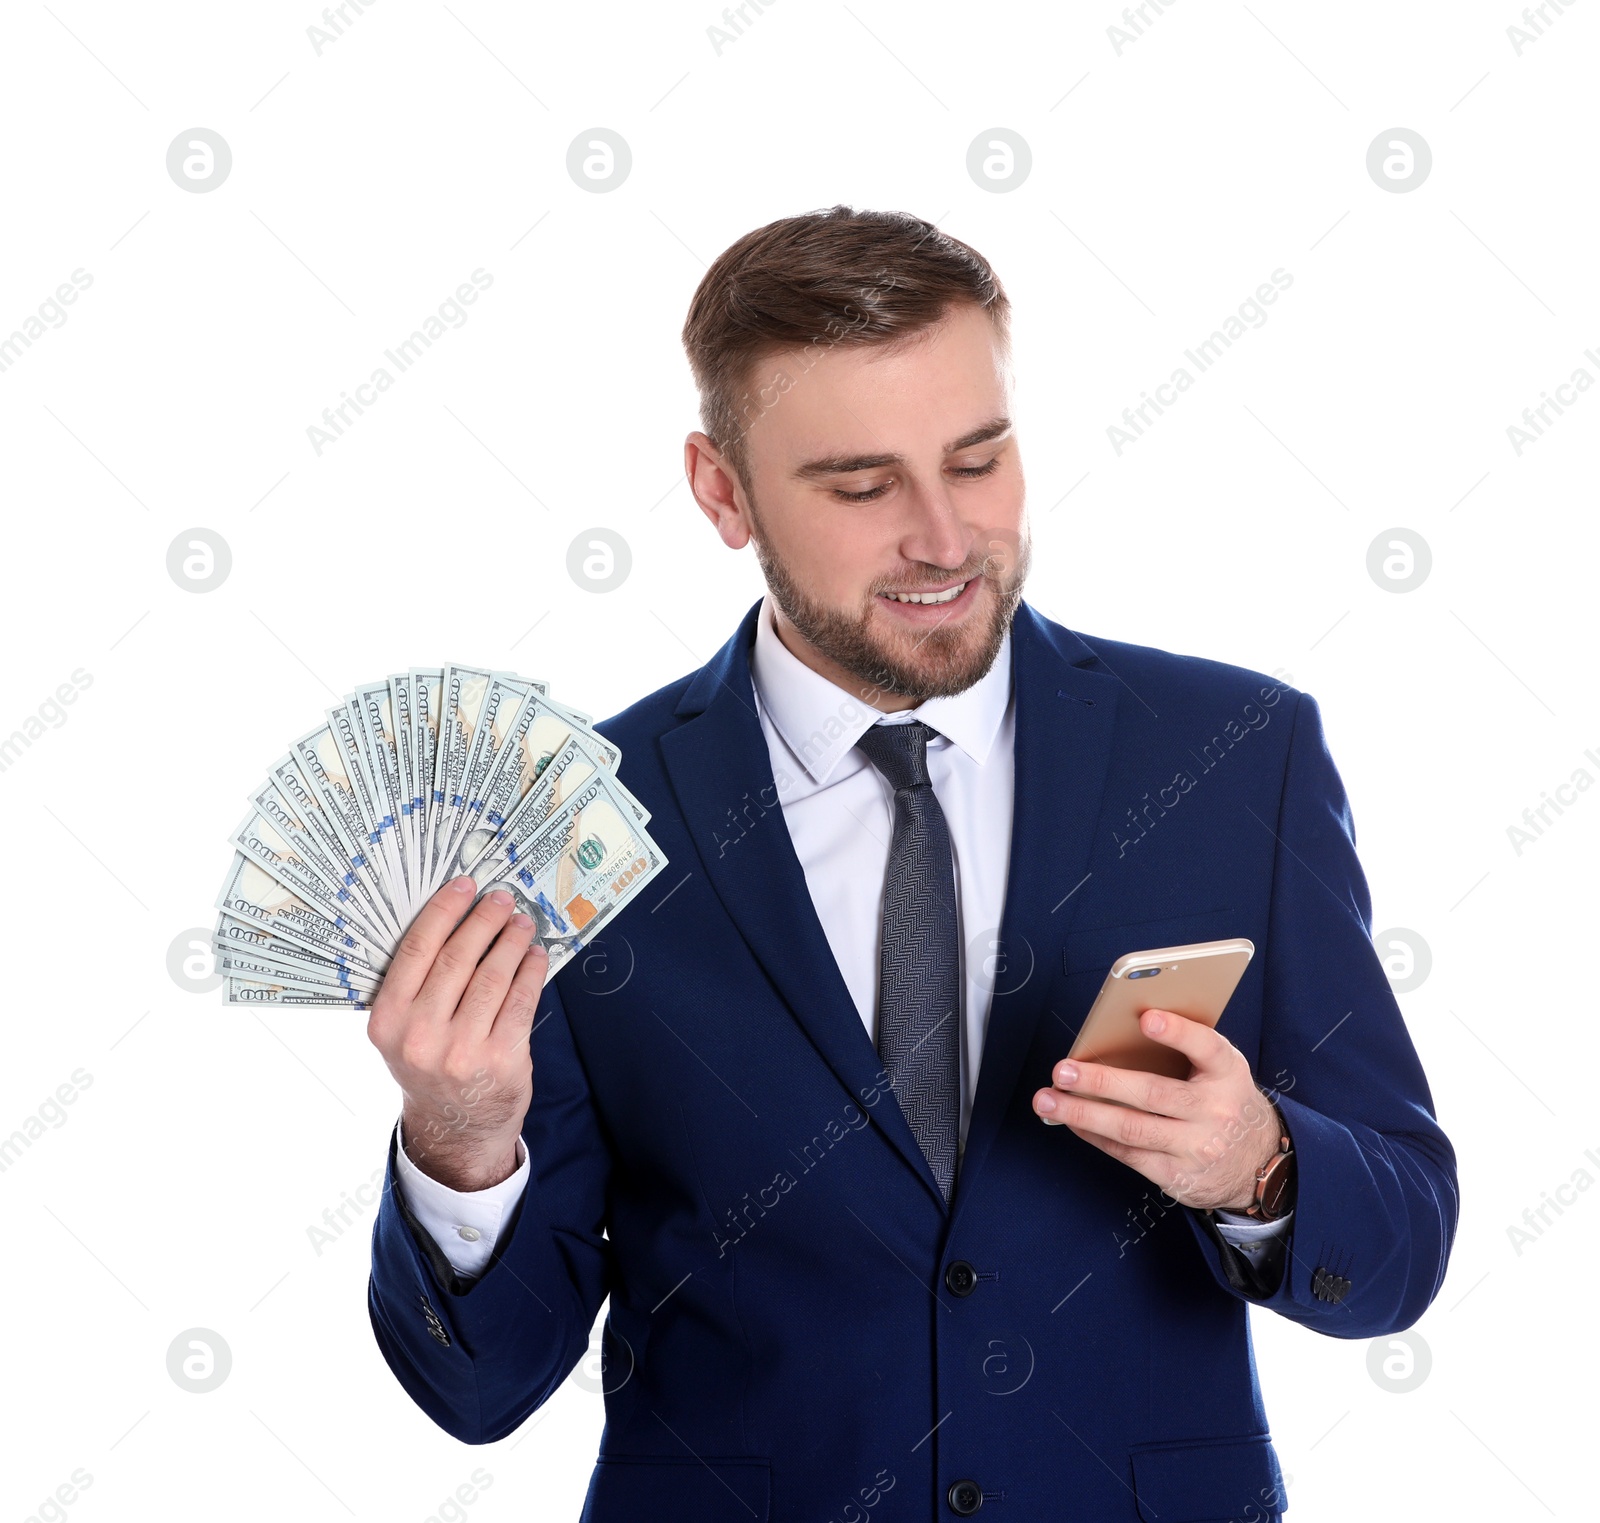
[{"x1": 212, "y1": 665, "x2": 667, "y2": 1007}]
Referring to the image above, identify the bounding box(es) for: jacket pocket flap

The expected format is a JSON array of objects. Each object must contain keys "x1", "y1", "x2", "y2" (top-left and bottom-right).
[
  {"x1": 1062, "y1": 907, "x2": 1238, "y2": 977},
  {"x1": 1128, "y1": 1433, "x2": 1286, "y2": 1522}
]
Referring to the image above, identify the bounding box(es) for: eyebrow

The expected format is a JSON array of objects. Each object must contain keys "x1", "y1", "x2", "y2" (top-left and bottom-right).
[{"x1": 791, "y1": 415, "x2": 1013, "y2": 480}]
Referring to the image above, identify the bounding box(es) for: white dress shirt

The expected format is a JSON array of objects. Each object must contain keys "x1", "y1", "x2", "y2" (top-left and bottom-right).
[
  {"x1": 748, "y1": 589, "x2": 1017, "y2": 1151},
  {"x1": 394, "y1": 596, "x2": 1290, "y2": 1276}
]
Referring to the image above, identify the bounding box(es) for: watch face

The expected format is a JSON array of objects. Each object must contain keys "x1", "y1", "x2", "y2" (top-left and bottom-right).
[{"x1": 1260, "y1": 1151, "x2": 1294, "y2": 1217}]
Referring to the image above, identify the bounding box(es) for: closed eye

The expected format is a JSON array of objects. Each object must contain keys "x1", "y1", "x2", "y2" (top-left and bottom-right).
[{"x1": 832, "y1": 457, "x2": 1002, "y2": 504}]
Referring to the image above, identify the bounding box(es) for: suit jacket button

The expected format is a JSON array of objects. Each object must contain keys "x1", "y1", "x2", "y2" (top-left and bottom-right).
[
  {"x1": 947, "y1": 1479, "x2": 983, "y2": 1515},
  {"x1": 1313, "y1": 1267, "x2": 1351, "y2": 1303},
  {"x1": 944, "y1": 1260, "x2": 977, "y2": 1297}
]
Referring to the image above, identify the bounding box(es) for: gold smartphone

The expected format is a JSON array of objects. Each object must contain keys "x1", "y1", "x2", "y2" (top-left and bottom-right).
[{"x1": 1065, "y1": 938, "x2": 1255, "y2": 1095}]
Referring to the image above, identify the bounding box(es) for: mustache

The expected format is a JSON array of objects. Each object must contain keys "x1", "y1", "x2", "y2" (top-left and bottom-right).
[{"x1": 868, "y1": 552, "x2": 1013, "y2": 596}]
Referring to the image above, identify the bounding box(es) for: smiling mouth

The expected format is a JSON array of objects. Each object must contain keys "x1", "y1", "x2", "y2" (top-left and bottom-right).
[{"x1": 878, "y1": 579, "x2": 969, "y2": 606}]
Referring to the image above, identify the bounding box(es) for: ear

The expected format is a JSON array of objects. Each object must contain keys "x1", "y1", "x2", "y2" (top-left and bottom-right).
[{"x1": 685, "y1": 432, "x2": 754, "y2": 550}]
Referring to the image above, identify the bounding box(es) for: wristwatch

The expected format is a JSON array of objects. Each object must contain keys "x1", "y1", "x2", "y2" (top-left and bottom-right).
[{"x1": 1238, "y1": 1127, "x2": 1296, "y2": 1221}]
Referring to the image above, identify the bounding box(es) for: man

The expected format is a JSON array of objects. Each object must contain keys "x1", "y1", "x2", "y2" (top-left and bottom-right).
[{"x1": 367, "y1": 206, "x2": 1458, "y2": 1521}]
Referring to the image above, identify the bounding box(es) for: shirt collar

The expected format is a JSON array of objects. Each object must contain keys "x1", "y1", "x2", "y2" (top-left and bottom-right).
[{"x1": 749, "y1": 592, "x2": 1013, "y2": 786}]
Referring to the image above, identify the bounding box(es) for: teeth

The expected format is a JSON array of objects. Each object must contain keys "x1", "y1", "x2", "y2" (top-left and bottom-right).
[{"x1": 885, "y1": 581, "x2": 966, "y2": 605}]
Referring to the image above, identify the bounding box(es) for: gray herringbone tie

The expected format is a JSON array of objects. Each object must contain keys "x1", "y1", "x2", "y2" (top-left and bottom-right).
[{"x1": 855, "y1": 720, "x2": 961, "y2": 1206}]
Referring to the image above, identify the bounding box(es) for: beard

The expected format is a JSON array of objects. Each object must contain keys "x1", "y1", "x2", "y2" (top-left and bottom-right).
[{"x1": 746, "y1": 504, "x2": 1031, "y2": 703}]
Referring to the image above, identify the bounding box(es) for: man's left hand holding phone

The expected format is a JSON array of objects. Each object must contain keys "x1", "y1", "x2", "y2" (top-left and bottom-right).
[
  {"x1": 1032, "y1": 940, "x2": 1291, "y2": 1216},
  {"x1": 1035, "y1": 1009, "x2": 1289, "y2": 1212}
]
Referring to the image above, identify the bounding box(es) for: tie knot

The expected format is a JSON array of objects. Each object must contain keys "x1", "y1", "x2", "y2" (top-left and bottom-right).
[{"x1": 855, "y1": 720, "x2": 939, "y2": 792}]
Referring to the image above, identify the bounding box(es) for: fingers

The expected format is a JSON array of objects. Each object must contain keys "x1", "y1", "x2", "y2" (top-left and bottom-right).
[
  {"x1": 1050, "y1": 1055, "x2": 1195, "y2": 1118},
  {"x1": 488, "y1": 939, "x2": 550, "y2": 1051},
  {"x1": 377, "y1": 875, "x2": 478, "y2": 1009},
  {"x1": 1138, "y1": 1007, "x2": 1235, "y2": 1075},
  {"x1": 455, "y1": 910, "x2": 538, "y2": 1034},
  {"x1": 1034, "y1": 1085, "x2": 1178, "y2": 1155},
  {"x1": 1034, "y1": 1078, "x2": 1185, "y2": 1196},
  {"x1": 412, "y1": 887, "x2": 518, "y2": 1016}
]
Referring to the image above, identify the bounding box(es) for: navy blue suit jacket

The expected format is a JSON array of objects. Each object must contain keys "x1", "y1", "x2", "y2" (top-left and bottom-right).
[{"x1": 369, "y1": 598, "x2": 1458, "y2": 1522}]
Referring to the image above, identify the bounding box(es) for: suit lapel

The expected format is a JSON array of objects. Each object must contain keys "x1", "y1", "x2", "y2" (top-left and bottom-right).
[
  {"x1": 949, "y1": 602, "x2": 1122, "y2": 1228},
  {"x1": 658, "y1": 600, "x2": 950, "y2": 1210}
]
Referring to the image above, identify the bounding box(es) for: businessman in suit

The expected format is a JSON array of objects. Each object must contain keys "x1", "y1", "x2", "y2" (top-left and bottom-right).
[{"x1": 366, "y1": 207, "x2": 1458, "y2": 1521}]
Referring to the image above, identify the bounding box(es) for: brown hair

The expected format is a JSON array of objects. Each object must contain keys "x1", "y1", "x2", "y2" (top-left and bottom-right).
[{"x1": 681, "y1": 205, "x2": 1010, "y2": 493}]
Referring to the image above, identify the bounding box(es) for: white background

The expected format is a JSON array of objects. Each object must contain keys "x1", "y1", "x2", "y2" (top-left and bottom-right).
[{"x1": 1, "y1": 2, "x2": 1595, "y2": 1519}]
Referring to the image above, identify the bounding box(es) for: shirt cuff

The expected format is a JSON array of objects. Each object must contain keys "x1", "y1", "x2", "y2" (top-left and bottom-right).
[
  {"x1": 1210, "y1": 1206, "x2": 1294, "y2": 1261},
  {"x1": 392, "y1": 1115, "x2": 530, "y2": 1279}
]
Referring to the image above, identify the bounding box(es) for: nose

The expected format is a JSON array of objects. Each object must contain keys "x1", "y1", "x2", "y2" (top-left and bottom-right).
[{"x1": 899, "y1": 479, "x2": 971, "y2": 573}]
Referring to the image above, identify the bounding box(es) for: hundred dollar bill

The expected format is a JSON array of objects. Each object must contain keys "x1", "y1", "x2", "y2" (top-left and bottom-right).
[
  {"x1": 222, "y1": 815, "x2": 387, "y2": 959},
  {"x1": 234, "y1": 783, "x2": 391, "y2": 945},
  {"x1": 475, "y1": 691, "x2": 619, "y2": 841},
  {"x1": 453, "y1": 728, "x2": 642, "y2": 885},
  {"x1": 435, "y1": 672, "x2": 534, "y2": 894},
  {"x1": 263, "y1": 751, "x2": 396, "y2": 938},
  {"x1": 409, "y1": 667, "x2": 443, "y2": 899},
  {"x1": 215, "y1": 854, "x2": 390, "y2": 968},
  {"x1": 471, "y1": 769, "x2": 667, "y2": 977},
  {"x1": 290, "y1": 722, "x2": 405, "y2": 929},
  {"x1": 330, "y1": 695, "x2": 409, "y2": 915},
  {"x1": 411, "y1": 666, "x2": 584, "y2": 899},
  {"x1": 426, "y1": 663, "x2": 498, "y2": 894},
  {"x1": 545, "y1": 697, "x2": 592, "y2": 728},
  {"x1": 354, "y1": 680, "x2": 413, "y2": 912},
  {"x1": 215, "y1": 910, "x2": 384, "y2": 980},
  {"x1": 387, "y1": 671, "x2": 421, "y2": 903},
  {"x1": 215, "y1": 944, "x2": 380, "y2": 994},
  {"x1": 226, "y1": 976, "x2": 370, "y2": 1008},
  {"x1": 215, "y1": 663, "x2": 671, "y2": 1015},
  {"x1": 245, "y1": 776, "x2": 350, "y2": 888}
]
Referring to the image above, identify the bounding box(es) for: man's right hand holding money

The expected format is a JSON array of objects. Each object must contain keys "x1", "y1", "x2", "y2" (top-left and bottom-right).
[{"x1": 366, "y1": 876, "x2": 550, "y2": 1192}]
